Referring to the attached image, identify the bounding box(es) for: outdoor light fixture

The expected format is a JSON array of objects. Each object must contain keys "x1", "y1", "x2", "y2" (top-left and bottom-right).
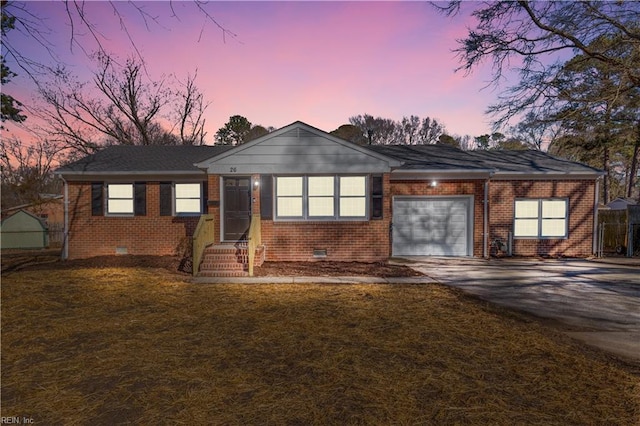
[
  {"x1": 254, "y1": 180, "x2": 260, "y2": 188},
  {"x1": 431, "y1": 180, "x2": 438, "y2": 187}
]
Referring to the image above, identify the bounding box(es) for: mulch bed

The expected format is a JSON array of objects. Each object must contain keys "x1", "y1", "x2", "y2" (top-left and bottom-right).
[
  {"x1": 254, "y1": 261, "x2": 423, "y2": 277},
  {"x1": 1, "y1": 250, "x2": 422, "y2": 277}
]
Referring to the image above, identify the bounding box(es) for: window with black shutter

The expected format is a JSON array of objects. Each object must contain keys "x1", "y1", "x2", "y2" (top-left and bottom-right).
[
  {"x1": 260, "y1": 174, "x2": 273, "y2": 219},
  {"x1": 371, "y1": 175, "x2": 383, "y2": 220},
  {"x1": 159, "y1": 182, "x2": 172, "y2": 216},
  {"x1": 202, "y1": 181, "x2": 208, "y2": 213},
  {"x1": 91, "y1": 182, "x2": 103, "y2": 216},
  {"x1": 134, "y1": 182, "x2": 146, "y2": 216}
]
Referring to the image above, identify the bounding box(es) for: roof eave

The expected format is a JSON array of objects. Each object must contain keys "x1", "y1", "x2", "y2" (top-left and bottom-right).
[
  {"x1": 55, "y1": 170, "x2": 205, "y2": 175},
  {"x1": 491, "y1": 170, "x2": 605, "y2": 180},
  {"x1": 55, "y1": 170, "x2": 207, "y2": 182},
  {"x1": 390, "y1": 169, "x2": 494, "y2": 180}
]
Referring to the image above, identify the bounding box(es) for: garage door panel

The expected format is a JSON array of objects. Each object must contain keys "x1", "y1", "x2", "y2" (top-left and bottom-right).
[{"x1": 393, "y1": 197, "x2": 471, "y2": 256}]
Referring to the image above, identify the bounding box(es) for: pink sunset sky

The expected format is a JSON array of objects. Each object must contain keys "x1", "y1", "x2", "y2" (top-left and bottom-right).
[{"x1": 4, "y1": 1, "x2": 509, "y2": 143}]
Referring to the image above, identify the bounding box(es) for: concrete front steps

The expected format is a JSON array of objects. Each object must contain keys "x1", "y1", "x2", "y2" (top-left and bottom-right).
[{"x1": 197, "y1": 244, "x2": 265, "y2": 277}]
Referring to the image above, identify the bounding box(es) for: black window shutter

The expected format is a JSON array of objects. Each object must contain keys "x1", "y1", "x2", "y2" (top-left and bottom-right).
[
  {"x1": 260, "y1": 175, "x2": 273, "y2": 219},
  {"x1": 91, "y1": 182, "x2": 103, "y2": 216},
  {"x1": 134, "y1": 182, "x2": 146, "y2": 216},
  {"x1": 371, "y1": 175, "x2": 383, "y2": 220},
  {"x1": 160, "y1": 182, "x2": 172, "y2": 216},
  {"x1": 202, "y1": 181, "x2": 208, "y2": 214}
]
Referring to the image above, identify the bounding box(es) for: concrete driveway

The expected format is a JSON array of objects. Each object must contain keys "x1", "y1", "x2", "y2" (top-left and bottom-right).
[{"x1": 404, "y1": 257, "x2": 640, "y2": 364}]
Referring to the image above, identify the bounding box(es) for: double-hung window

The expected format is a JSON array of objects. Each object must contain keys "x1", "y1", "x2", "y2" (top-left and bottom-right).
[
  {"x1": 276, "y1": 177, "x2": 304, "y2": 218},
  {"x1": 514, "y1": 199, "x2": 568, "y2": 238},
  {"x1": 94, "y1": 182, "x2": 145, "y2": 216},
  {"x1": 275, "y1": 175, "x2": 367, "y2": 220},
  {"x1": 107, "y1": 184, "x2": 134, "y2": 215},
  {"x1": 308, "y1": 176, "x2": 335, "y2": 217},
  {"x1": 175, "y1": 183, "x2": 202, "y2": 214},
  {"x1": 339, "y1": 176, "x2": 366, "y2": 217}
]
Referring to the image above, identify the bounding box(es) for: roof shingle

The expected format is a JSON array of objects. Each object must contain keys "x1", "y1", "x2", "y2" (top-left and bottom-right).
[
  {"x1": 56, "y1": 145, "x2": 233, "y2": 173},
  {"x1": 55, "y1": 143, "x2": 602, "y2": 176}
]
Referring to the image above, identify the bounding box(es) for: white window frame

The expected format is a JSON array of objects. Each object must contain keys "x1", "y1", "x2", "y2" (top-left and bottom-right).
[
  {"x1": 175, "y1": 182, "x2": 203, "y2": 215},
  {"x1": 275, "y1": 175, "x2": 368, "y2": 221},
  {"x1": 339, "y1": 176, "x2": 367, "y2": 218},
  {"x1": 514, "y1": 198, "x2": 568, "y2": 239},
  {"x1": 308, "y1": 176, "x2": 336, "y2": 218},
  {"x1": 106, "y1": 183, "x2": 134, "y2": 215},
  {"x1": 276, "y1": 176, "x2": 304, "y2": 219}
]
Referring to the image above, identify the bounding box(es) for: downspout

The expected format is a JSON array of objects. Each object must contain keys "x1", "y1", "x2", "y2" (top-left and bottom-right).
[
  {"x1": 483, "y1": 176, "x2": 491, "y2": 259},
  {"x1": 61, "y1": 176, "x2": 69, "y2": 260},
  {"x1": 592, "y1": 176, "x2": 601, "y2": 256}
]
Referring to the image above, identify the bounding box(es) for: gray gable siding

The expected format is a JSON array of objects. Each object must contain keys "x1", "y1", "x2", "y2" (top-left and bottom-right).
[{"x1": 199, "y1": 123, "x2": 398, "y2": 174}]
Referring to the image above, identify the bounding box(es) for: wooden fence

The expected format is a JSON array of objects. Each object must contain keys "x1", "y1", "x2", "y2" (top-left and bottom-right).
[
  {"x1": 47, "y1": 223, "x2": 65, "y2": 247},
  {"x1": 598, "y1": 210, "x2": 627, "y2": 253},
  {"x1": 597, "y1": 208, "x2": 640, "y2": 256}
]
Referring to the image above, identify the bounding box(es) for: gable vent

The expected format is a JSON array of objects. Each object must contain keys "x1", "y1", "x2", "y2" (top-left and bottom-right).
[{"x1": 282, "y1": 128, "x2": 316, "y2": 139}]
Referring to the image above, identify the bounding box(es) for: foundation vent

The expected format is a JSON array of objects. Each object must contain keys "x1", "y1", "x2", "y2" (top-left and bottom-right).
[{"x1": 313, "y1": 249, "x2": 327, "y2": 258}]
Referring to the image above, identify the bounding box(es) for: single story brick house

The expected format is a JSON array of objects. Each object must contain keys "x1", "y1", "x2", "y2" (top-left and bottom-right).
[{"x1": 55, "y1": 121, "x2": 603, "y2": 275}]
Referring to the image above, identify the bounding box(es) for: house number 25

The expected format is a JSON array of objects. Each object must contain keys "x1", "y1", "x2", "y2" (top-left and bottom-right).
[{"x1": 229, "y1": 167, "x2": 237, "y2": 173}]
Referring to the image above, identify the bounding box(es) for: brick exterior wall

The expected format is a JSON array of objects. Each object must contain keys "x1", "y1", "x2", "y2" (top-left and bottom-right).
[
  {"x1": 488, "y1": 180, "x2": 596, "y2": 257},
  {"x1": 206, "y1": 174, "x2": 392, "y2": 262},
  {"x1": 260, "y1": 219, "x2": 390, "y2": 262},
  {"x1": 66, "y1": 181, "x2": 198, "y2": 259},
  {"x1": 261, "y1": 173, "x2": 392, "y2": 262},
  {"x1": 389, "y1": 180, "x2": 486, "y2": 257},
  {"x1": 65, "y1": 175, "x2": 597, "y2": 261}
]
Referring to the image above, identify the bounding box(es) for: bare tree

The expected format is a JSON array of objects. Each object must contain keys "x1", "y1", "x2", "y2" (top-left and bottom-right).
[
  {"x1": 35, "y1": 66, "x2": 104, "y2": 154},
  {"x1": 1, "y1": 1, "x2": 238, "y2": 87},
  {"x1": 457, "y1": 134, "x2": 474, "y2": 151},
  {"x1": 399, "y1": 115, "x2": 421, "y2": 145},
  {"x1": 436, "y1": 1, "x2": 640, "y2": 127},
  {"x1": 93, "y1": 53, "x2": 170, "y2": 146},
  {"x1": 508, "y1": 113, "x2": 562, "y2": 151},
  {"x1": 1, "y1": 137, "x2": 63, "y2": 208},
  {"x1": 417, "y1": 117, "x2": 444, "y2": 145},
  {"x1": 349, "y1": 114, "x2": 397, "y2": 145},
  {"x1": 350, "y1": 114, "x2": 445, "y2": 145},
  {"x1": 1, "y1": 0, "x2": 233, "y2": 144},
  {"x1": 172, "y1": 71, "x2": 209, "y2": 145},
  {"x1": 438, "y1": 1, "x2": 640, "y2": 200},
  {"x1": 35, "y1": 53, "x2": 205, "y2": 153}
]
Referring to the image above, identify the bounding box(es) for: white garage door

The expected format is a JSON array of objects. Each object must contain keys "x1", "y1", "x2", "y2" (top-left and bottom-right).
[{"x1": 393, "y1": 197, "x2": 472, "y2": 256}]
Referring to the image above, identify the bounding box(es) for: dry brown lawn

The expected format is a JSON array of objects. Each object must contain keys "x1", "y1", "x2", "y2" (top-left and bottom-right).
[{"x1": 1, "y1": 266, "x2": 639, "y2": 425}]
